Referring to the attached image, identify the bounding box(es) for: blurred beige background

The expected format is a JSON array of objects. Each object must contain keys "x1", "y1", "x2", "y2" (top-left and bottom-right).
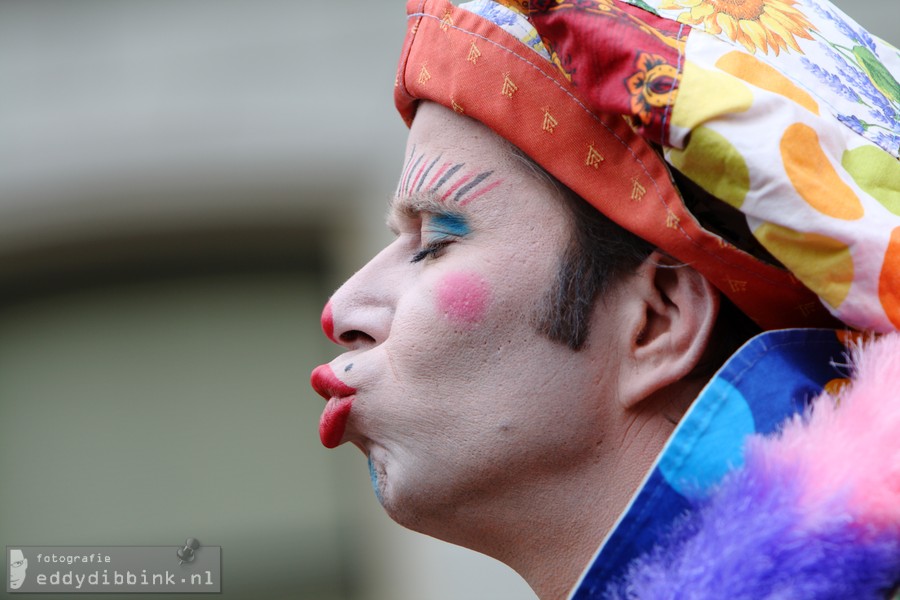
[{"x1": 1, "y1": 1, "x2": 895, "y2": 599}]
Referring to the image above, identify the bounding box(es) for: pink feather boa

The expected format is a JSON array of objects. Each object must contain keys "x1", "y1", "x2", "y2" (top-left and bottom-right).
[{"x1": 606, "y1": 333, "x2": 900, "y2": 599}]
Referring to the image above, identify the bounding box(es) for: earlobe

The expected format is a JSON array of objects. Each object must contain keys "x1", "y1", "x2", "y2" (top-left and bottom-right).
[{"x1": 616, "y1": 252, "x2": 719, "y2": 410}]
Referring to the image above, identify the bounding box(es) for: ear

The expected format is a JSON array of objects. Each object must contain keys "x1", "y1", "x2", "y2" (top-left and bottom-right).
[{"x1": 615, "y1": 252, "x2": 719, "y2": 409}]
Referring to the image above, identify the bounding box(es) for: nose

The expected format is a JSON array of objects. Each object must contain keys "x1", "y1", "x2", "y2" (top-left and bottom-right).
[{"x1": 323, "y1": 244, "x2": 400, "y2": 350}]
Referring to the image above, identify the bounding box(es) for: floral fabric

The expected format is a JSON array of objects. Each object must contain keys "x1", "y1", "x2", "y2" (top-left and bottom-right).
[
  {"x1": 397, "y1": 0, "x2": 838, "y2": 332},
  {"x1": 651, "y1": 0, "x2": 900, "y2": 332},
  {"x1": 462, "y1": 0, "x2": 900, "y2": 332}
]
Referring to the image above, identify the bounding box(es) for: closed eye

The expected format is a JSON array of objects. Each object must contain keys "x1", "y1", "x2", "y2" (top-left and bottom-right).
[{"x1": 411, "y1": 240, "x2": 453, "y2": 263}]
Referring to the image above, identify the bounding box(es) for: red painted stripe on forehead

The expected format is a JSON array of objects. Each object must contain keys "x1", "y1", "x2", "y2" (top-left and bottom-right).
[
  {"x1": 401, "y1": 151, "x2": 425, "y2": 193},
  {"x1": 439, "y1": 172, "x2": 474, "y2": 203},
  {"x1": 459, "y1": 179, "x2": 502, "y2": 206},
  {"x1": 426, "y1": 162, "x2": 452, "y2": 191},
  {"x1": 409, "y1": 158, "x2": 431, "y2": 193}
]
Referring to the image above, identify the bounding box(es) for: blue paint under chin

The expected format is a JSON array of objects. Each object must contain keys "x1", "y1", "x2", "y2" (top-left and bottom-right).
[
  {"x1": 368, "y1": 456, "x2": 384, "y2": 505},
  {"x1": 430, "y1": 212, "x2": 470, "y2": 237}
]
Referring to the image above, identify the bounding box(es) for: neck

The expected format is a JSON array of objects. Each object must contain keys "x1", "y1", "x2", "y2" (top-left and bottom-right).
[{"x1": 424, "y1": 406, "x2": 682, "y2": 600}]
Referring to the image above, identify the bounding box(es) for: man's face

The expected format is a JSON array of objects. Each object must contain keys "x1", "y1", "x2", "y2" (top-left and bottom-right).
[
  {"x1": 315, "y1": 102, "x2": 625, "y2": 534},
  {"x1": 9, "y1": 549, "x2": 27, "y2": 590}
]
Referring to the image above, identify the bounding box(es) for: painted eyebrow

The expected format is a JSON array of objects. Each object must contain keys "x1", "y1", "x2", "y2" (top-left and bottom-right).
[
  {"x1": 386, "y1": 191, "x2": 464, "y2": 233},
  {"x1": 397, "y1": 146, "x2": 504, "y2": 205}
]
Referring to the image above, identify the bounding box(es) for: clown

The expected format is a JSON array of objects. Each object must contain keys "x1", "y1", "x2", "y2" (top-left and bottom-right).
[{"x1": 312, "y1": 0, "x2": 900, "y2": 597}]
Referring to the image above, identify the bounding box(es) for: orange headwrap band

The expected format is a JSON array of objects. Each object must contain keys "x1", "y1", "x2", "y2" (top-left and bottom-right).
[{"x1": 394, "y1": 0, "x2": 838, "y2": 330}]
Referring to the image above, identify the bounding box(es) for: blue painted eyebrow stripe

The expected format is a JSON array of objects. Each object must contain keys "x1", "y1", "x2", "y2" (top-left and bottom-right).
[
  {"x1": 434, "y1": 163, "x2": 465, "y2": 191},
  {"x1": 417, "y1": 155, "x2": 442, "y2": 192},
  {"x1": 453, "y1": 170, "x2": 493, "y2": 203}
]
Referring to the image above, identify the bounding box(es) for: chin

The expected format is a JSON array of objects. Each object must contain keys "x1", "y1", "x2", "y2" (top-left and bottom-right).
[
  {"x1": 372, "y1": 468, "x2": 439, "y2": 530},
  {"x1": 379, "y1": 476, "x2": 487, "y2": 546}
]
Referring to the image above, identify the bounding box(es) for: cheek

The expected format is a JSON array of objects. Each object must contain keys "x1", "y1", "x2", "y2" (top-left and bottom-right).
[{"x1": 435, "y1": 271, "x2": 491, "y2": 326}]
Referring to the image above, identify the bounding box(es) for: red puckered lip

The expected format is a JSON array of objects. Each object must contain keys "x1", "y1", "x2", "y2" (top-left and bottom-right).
[{"x1": 310, "y1": 364, "x2": 357, "y2": 449}]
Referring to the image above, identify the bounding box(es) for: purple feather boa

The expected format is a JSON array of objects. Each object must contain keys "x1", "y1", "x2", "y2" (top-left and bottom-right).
[
  {"x1": 605, "y1": 334, "x2": 900, "y2": 599},
  {"x1": 605, "y1": 460, "x2": 900, "y2": 598}
]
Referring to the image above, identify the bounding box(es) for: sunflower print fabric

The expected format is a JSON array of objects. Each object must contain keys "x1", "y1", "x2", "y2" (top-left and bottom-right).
[
  {"x1": 467, "y1": 0, "x2": 900, "y2": 333},
  {"x1": 659, "y1": 0, "x2": 817, "y2": 55}
]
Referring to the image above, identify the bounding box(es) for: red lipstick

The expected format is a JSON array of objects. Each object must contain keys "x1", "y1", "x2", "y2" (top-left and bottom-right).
[{"x1": 310, "y1": 364, "x2": 356, "y2": 448}]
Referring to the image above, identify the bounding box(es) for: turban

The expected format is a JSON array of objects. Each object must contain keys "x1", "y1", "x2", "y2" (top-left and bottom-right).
[{"x1": 394, "y1": 0, "x2": 900, "y2": 332}]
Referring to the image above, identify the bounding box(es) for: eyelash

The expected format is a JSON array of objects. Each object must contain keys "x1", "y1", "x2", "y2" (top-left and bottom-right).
[{"x1": 411, "y1": 239, "x2": 453, "y2": 263}]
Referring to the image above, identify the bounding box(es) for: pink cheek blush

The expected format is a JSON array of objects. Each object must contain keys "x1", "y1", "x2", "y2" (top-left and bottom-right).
[{"x1": 436, "y1": 272, "x2": 491, "y2": 326}]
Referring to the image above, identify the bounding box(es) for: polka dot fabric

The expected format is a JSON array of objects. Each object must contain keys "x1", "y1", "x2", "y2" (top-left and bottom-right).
[
  {"x1": 571, "y1": 328, "x2": 852, "y2": 595},
  {"x1": 396, "y1": 0, "x2": 838, "y2": 331},
  {"x1": 435, "y1": 0, "x2": 900, "y2": 332},
  {"x1": 657, "y1": 4, "x2": 900, "y2": 332}
]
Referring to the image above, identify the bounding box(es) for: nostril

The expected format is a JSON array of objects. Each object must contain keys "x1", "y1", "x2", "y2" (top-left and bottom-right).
[{"x1": 339, "y1": 330, "x2": 376, "y2": 345}]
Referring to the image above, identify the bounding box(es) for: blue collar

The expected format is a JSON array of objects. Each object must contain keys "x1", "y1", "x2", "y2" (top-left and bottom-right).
[{"x1": 570, "y1": 329, "x2": 850, "y2": 598}]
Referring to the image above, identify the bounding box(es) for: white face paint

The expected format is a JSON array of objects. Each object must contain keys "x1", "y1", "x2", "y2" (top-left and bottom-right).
[{"x1": 313, "y1": 102, "x2": 629, "y2": 538}]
